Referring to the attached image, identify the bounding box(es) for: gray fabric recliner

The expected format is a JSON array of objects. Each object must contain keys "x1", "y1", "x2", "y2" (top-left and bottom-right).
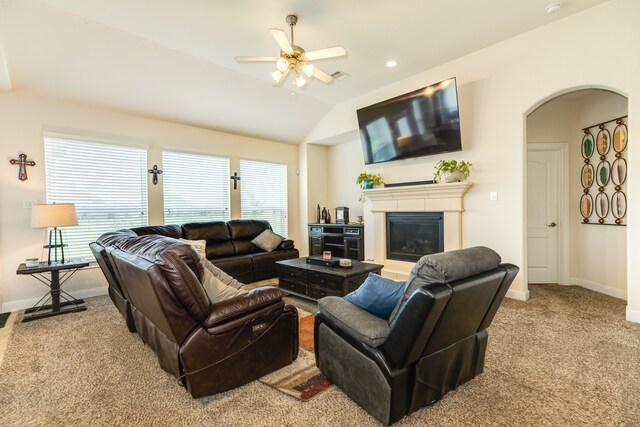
[{"x1": 314, "y1": 246, "x2": 519, "y2": 425}]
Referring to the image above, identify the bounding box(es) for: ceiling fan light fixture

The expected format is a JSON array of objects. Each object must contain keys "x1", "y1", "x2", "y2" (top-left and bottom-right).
[
  {"x1": 237, "y1": 15, "x2": 347, "y2": 87},
  {"x1": 302, "y1": 63, "x2": 315, "y2": 78},
  {"x1": 276, "y1": 57, "x2": 289, "y2": 72},
  {"x1": 295, "y1": 73, "x2": 307, "y2": 87},
  {"x1": 271, "y1": 70, "x2": 284, "y2": 84}
]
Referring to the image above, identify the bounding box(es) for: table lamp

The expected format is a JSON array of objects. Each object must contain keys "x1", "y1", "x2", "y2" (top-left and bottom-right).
[{"x1": 31, "y1": 203, "x2": 78, "y2": 265}]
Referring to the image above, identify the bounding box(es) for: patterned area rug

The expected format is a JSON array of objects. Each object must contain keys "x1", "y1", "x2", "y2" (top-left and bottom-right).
[{"x1": 259, "y1": 314, "x2": 333, "y2": 401}]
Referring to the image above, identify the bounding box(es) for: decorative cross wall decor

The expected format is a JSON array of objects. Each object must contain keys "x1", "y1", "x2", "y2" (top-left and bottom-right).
[
  {"x1": 148, "y1": 165, "x2": 163, "y2": 185},
  {"x1": 9, "y1": 153, "x2": 36, "y2": 181},
  {"x1": 230, "y1": 172, "x2": 241, "y2": 190}
]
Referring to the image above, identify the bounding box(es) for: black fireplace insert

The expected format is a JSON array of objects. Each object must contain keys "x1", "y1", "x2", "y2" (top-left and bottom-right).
[{"x1": 386, "y1": 212, "x2": 444, "y2": 262}]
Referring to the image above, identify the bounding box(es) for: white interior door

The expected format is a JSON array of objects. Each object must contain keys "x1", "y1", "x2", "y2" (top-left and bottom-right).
[{"x1": 527, "y1": 150, "x2": 559, "y2": 283}]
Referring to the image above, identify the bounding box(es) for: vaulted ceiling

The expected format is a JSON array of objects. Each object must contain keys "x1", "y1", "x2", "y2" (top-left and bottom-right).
[{"x1": 0, "y1": 0, "x2": 609, "y2": 144}]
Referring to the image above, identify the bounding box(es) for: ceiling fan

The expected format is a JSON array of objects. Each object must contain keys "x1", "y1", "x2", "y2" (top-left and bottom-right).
[{"x1": 235, "y1": 15, "x2": 347, "y2": 88}]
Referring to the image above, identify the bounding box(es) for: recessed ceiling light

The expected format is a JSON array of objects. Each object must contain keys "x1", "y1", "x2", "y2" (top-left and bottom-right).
[
  {"x1": 386, "y1": 60, "x2": 398, "y2": 68},
  {"x1": 545, "y1": 2, "x2": 561, "y2": 14}
]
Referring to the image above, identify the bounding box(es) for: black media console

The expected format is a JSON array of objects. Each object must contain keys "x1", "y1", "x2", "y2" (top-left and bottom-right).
[{"x1": 308, "y1": 223, "x2": 364, "y2": 261}]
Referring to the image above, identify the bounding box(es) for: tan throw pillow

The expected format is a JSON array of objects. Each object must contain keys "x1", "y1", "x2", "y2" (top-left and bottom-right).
[
  {"x1": 179, "y1": 238, "x2": 206, "y2": 258},
  {"x1": 251, "y1": 229, "x2": 284, "y2": 252},
  {"x1": 200, "y1": 257, "x2": 244, "y2": 290},
  {"x1": 201, "y1": 265, "x2": 247, "y2": 303}
]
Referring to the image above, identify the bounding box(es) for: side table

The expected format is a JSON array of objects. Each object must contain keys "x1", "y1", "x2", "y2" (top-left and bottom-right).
[{"x1": 16, "y1": 258, "x2": 90, "y2": 322}]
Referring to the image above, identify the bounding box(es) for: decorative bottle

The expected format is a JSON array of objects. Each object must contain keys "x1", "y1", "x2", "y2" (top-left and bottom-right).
[
  {"x1": 321, "y1": 207, "x2": 327, "y2": 224},
  {"x1": 316, "y1": 204, "x2": 321, "y2": 223},
  {"x1": 326, "y1": 210, "x2": 331, "y2": 224}
]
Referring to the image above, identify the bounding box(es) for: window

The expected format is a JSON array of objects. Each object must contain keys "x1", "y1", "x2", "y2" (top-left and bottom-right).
[
  {"x1": 162, "y1": 151, "x2": 230, "y2": 223},
  {"x1": 240, "y1": 160, "x2": 288, "y2": 236},
  {"x1": 44, "y1": 137, "x2": 148, "y2": 259}
]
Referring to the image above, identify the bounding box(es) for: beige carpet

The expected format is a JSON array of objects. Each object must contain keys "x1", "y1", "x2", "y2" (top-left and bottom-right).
[{"x1": 0, "y1": 284, "x2": 639, "y2": 426}]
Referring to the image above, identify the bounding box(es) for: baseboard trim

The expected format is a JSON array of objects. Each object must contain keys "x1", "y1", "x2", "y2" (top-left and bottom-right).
[
  {"x1": 626, "y1": 307, "x2": 640, "y2": 324},
  {"x1": 1, "y1": 286, "x2": 108, "y2": 313},
  {"x1": 567, "y1": 277, "x2": 627, "y2": 300},
  {"x1": 506, "y1": 288, "x2": 529, "y2": 301}
]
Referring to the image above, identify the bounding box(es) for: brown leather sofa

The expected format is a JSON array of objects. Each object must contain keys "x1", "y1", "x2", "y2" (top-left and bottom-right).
[
  {"x1": 93, "y1": 231, "x2": 299, "y2": 397},
  {"x1": 130, "y1": 219, "x2": 298, "y2": 283},
  {"x1": 314, "y1": 247, "x2": 518, "y2": 425}
]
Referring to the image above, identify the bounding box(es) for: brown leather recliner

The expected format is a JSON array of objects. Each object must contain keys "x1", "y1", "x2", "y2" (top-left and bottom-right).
[
  {"x1": 97, "y1": 231, "x2": 299, "y2": 397},
  {"x1": 90, "y1": 230, "x2": 138, "y2": 333}
]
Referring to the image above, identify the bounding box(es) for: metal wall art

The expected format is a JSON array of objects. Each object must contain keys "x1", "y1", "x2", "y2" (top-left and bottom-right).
[
  {"x1": 9, "y1": 153, "x2": 36, "y2": 181},
  {"x1": 580, "y1": 116, "x2": 627, "y2": 225},
  {"x1": 148, "y1": 165, "x2": 163, "y2": 185}
]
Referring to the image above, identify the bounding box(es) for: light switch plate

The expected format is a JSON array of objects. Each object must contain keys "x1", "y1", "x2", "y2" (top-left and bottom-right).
[
  {"x1": 23, "y1": 200, "x2": 38, "y2": 209},
  {"x1": 490, "y1": 192, "x2": 498, "y2": 201}
]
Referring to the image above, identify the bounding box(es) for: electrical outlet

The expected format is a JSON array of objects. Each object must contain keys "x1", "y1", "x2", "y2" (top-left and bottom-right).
[
  {"x1": 23, "y1": 200, "x2": 38, "y2": 209},
  {"x1": 490, "y1": 192, "x2": 498, "y2": 201}
]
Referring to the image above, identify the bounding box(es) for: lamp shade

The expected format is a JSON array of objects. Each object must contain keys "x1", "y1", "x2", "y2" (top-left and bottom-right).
[{"x1": 31, "y1": 203, "x2": 78, "y2": 228}]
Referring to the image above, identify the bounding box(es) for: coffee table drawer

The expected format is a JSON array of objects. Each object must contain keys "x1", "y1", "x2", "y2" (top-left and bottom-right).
[
  {"x1": 279, "y1": 279, "x2": 307, "y2": 296},
  {"x1": 279, "y1": 266, "x2": 307, "y2": 281},
  {"x1": 307, "y1": 284, "x2": 341, "y2": 300},
  {"x1": 308, "y1": 272, "x2": 342, "y2": 290}
]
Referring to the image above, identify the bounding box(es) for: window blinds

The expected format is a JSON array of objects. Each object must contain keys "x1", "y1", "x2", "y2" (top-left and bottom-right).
[
  {"x1": 162, "y1": 151, "x2": 230, "y2": 224},
  {"x1": 240, "y1": 159, "x2": 288, "y2": 236},
  {"x1": 44, "y1": 137, "x2": 148, "y2": 260}
]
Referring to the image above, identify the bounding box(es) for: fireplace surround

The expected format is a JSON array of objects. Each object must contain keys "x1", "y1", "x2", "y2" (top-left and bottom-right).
[{"x1": 362, "y1": 182, "x2": 473, "y2": 279}]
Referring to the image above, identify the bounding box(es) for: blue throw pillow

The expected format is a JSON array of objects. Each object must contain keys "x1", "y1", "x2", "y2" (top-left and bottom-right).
[{"x1": 344, "y1": 273, "x2": 406, "y2": 320}]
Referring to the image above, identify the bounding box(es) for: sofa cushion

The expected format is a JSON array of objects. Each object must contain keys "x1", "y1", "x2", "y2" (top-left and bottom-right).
[
  {"x1": 318, "y1": 296, "x2": 390, "y2": 348},
  {"x1": 228, "y1": 219, "x2": 271, "y2": 240},
  {"x1": 182, "y1": 221, "x2": 230, "y2": 242},
  {"x1": 212, "y1": 255, "x2": 254, "y2": 283},
  {"x1": 201, "y1": 264, "x2": 247, "y2": 303},
  {"x1": 131, "y1": 224, "x2": 183, "y2": 239},
  {"x1": 251, "y1": 229, "x2": 284, "y2": 252},
  {"x1": 344, "y1": 273, "x2": 405, "y2": 320},
  {"x1": 182, "y1": 222, "x2": 235, "y2": 259},
  {"x1": 389, "y1": 246, "x2": 502, "y2": 323},
  {"x1": 200, "y1": 257, "x2": 244, "y2": 290},
  {"x1": 180, "y1": 238, "x2": 207, "y2": 258}
]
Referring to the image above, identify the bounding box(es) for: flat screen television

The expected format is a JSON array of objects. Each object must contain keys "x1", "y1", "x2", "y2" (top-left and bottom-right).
[{"x1": 357, "y1": 77, "x2": 462, "y2": 165}]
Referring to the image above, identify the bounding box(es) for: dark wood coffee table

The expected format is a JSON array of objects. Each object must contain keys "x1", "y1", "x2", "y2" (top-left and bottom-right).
[{"x1": 276, "y1": 257, "x2": 383, "y2": 301}]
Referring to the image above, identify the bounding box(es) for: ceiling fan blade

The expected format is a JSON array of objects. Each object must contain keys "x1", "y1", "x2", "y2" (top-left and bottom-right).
[
  {"x1": 235, "y1": 56, "x2": 279, "y2": 62},
  {"x1": 269, "y1": 28, "x2": 293, "y2": 54},
  {"x1": 304, "y1": 46, "x2": 347, "y2": 61},
  {"x1": 312, "y1": 67, "x2": 335, "y2": 84}
]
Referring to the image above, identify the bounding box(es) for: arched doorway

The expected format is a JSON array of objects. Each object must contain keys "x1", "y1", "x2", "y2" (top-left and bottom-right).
[{"x1": 525, "y1": 88, "x2": 628, "y2": 301}]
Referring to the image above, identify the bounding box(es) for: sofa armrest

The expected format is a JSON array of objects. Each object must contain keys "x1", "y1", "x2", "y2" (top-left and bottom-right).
[
  {"x1": 279, "y1": 239, "x2": 295, "y2": 250},
  {"x1": 317, "y1": 296, "x2": 390, "y2": 348},
  {"x1": 204, "y1": 286, "x2": 285, "y2": 329}
]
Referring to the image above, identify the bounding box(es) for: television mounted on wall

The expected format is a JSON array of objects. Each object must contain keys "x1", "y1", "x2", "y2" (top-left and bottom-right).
[{"x1": 357, "y1": 77, "x2": 462, "y2": 165}]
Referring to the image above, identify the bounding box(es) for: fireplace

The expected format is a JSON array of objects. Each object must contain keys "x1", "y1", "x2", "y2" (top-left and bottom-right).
[
  {"x1": 386, "y1": 212, "x2": 444, "y2": 262},
  {"x1": 362, "y1": 181, "x2": 472, "y2": 279}
]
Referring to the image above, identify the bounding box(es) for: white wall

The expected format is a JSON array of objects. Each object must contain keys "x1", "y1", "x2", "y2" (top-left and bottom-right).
[
  {"x1": 307, "y1": 0, "x2": 640, "y2": 320},
  {"x1": 0, "y1": 92, "x2": 299, "y2": 311},
  {"x1": 296, "y1": 143, "x2": 330, "y2": 256},
  {"x1": 527, "y1": 90, "x2": 628, "y2": 298}
]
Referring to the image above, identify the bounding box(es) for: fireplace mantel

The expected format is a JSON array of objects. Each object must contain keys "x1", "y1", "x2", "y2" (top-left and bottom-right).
[{"x1": 362, "y1": 182, "x2": 473, "y2": 279}]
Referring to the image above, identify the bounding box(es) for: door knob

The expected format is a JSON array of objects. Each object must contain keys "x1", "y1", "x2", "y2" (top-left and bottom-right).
[{"x1": 548, "y1": 222, "x2": 557, "y2": 227}]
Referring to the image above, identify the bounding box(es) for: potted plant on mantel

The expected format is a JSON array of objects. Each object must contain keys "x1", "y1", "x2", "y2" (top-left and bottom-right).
[
  {"x1": 356, "y1": 172, "x2": 384, "y2": 189},
  {"x1": 433, "y1": 160, "x2": 472, "y2": 183}
]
